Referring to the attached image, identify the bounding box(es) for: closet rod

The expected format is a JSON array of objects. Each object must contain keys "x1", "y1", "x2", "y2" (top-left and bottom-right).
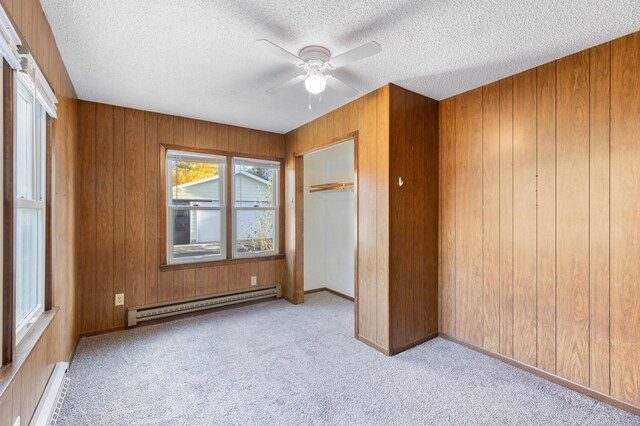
[{"x1": 309, "y1": 181, "x2": 354, "y2": 193}]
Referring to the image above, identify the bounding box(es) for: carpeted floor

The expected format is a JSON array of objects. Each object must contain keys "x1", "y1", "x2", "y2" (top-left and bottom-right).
[{"x1": 59, "y1": 292, "x2": 639, "y2": 425}]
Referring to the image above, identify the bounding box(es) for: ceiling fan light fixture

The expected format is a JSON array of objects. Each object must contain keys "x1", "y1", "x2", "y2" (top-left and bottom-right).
[{"x1": 304, "y1": 71, "x2": 326, "y2": 94}]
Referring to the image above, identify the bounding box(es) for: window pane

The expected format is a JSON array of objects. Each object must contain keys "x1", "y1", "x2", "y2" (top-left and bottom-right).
[
  {"x1": 16, "y1": 208, "x2": 42, "y2": 325},
  {"x1": 169, "y1": 159, "x2": 223, "y2": 207},
  {"x1": 234, "y1": 164, "x2": 276, "y2": 207},
  {"x1": 171, "y1": 209, "x2": 222, "y2": 259},
  {"x1": 236, "y1": 209, "x2": 275, "y2": 254},
  {"x1": 16, "y1": 86, "x2": 35, "y2": 200}
]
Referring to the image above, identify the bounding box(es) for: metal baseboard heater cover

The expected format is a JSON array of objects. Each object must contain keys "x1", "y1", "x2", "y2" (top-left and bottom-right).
[
  {"x1": 127, "y1": 284, "x2": 281, "y2": 327},
  {"x1": 30, "y1": 362, "x2": 69, "y2": 426}
]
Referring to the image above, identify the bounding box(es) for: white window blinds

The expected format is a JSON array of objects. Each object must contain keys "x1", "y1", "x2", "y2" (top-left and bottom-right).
[
  {"x1": 233, "y1": 157, "x2": 281, "y2": 169},
  {"x1": 166, "y1": 150, "x2": 226, "y2": 164}
]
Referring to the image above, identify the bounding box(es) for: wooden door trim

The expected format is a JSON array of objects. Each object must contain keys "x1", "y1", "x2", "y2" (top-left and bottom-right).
[
  {"x1": 293, "y1": 131, "x2": 359, "y2": 336},
  {"x1": 292, "y1": 131, "x2": 359, "y2": 158}
]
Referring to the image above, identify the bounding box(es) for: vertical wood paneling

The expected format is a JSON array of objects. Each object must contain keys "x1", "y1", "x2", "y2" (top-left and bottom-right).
[
  {"x1": 184, "y1": 118, "x2": 196, "y2": 147},
  {"x1": 95, "y1": 104, "x2": 114, "y2": 330},
  {"x1": 374, "y1": 87, "x2": 390, "y2": 348},
  {"x1": 184, "y1": 269, "x2": 196, "y2": 298},
  {"x1": 499, "y1": 77, "x2": 514, "y2": 358},
  {"x1": 124, "y1": 109, "x2": 146, "y2": 308},
  {"x1": 387, "y1": 86, "x2": 438, "y2": 351},
  {"x1": 22, "y1": 0, "x2": 33, "y2": 44},
  {"x1": 227, "y1": 126, "x2": 237, "y2": 152},
  {"x1": 10, "y1": 0, "x2": 20, "y2": 28},
  {"x1": 172, "y1": 270, "x2": 184, "y2": 300},
  {"x1": 536, "y1": 62, "x2": 557, "y2": 373},
  {"x1": 454, "y1": 88, "x2": 483, "y2": 346},
  {"x1": 439, "y1": 98, "x2": 456, "y2": 336},
  {"x1": 424, "y1": 97, "x2": 440, "y2": 335},
  {"x1": 10, "y1": 370, "x2": 20, "y2": 423},
  {"x1": 236, "y1": 127, "x2": 250, "y2": 154},
  {"x1": 556, "y1": 51, "x2": 590, "y2": 385},
  {"x1": 389, "y1": 86, "x2": 406, "y2": 348},
  {"x1": 610, "y1": 32, "x2": 640, "y2": 407},
  {"x1": 512, "y1": 69, "x2": 537, "y2": 366},
  {"x1": 113, "y1": 107, "x2": 126, "y2": 327},
  {"x1": 0, "y1": 1, "x2": 81, "y2": 423},
  {"x1": 173, "y1": 116, "x2": 184, "y2": 145},
  {"x1": 286, "y1": 86, "x2": 398, "y2": 352},
  {"x1": 218, "y1": 124, "x2": 229, "y2": 152},
  {"x1": 158, "y1": 272, "x2": 173, "y2": 302},
  {"x1": 218, "y1": 265, "x2": 229, "y2": 293},
  {"x1": 482, "y1": 82, "x2": 500, "y2": 352},
  {"x1": 145, "y1": 112, "x2": 159, "y2": 304},
  {"x1": 414, "y1": 94, "x2": 427, "y2": 339},
  {"x1": 0, "y1": 391, "x2": 11, "y2": 426},
  {"x1": 155, "y1": 115, "x2": 175, "y2": 302},
  {"x1": 440, "y1": 31, "x2": 640, "y2": 408},
  {"x1": 78, "y1": 102, "x2": 96, "y2": 331},
  {"x1": 20, "y1": 356, "x2": 31, "y2": 422},
  {"x1": 77, "y1": 102, "x2": 287, "y2": 333},
  {"x1": 404, "y1": 92, "x2": 417, "y2": 343},
  {"x1": 589, "y1": 42, "x2": 611, "y2": 394},
  {"x1": 357, "y1": 93, "x2": 376, "y2": 343}
]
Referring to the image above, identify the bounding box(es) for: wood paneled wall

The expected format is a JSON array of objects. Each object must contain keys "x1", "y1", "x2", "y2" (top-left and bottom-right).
[
  {"x1": 388, "y1": 85, "x2": 439, "y2": 352},
  {"x1": 286, "y1": 85, "x2": 439, "y2": 355},
  {"x1": 439, "y1": 32, "x2": 640, "y2": 407},
  {"x1": 286, "y1": 86, "x2": 391, "y2": 351},
  {"x1": 0, "y1": 0, "x2": 80, "y2": 424},
  {"x1": 76, "y1": 101, "x2": 287, "y2": 334}
]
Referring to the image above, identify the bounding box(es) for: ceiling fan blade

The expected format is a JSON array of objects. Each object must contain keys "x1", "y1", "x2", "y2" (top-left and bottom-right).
[
  {"x1": 266, "y1": 74, "x2": 306, "y2": 94},
  {"x1": 325, "y1": 75, "x2": 358, "y2": 98},
  {"x1": 329, "y1": 41, "x2": 382, "y2": 68},
  {"x1": 255, "y1": 39, "x2": 304, "y2": 66}
]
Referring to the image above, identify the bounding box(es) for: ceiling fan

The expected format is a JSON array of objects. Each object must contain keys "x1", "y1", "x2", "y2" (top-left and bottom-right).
[{"x1": 256, "y1": 39, "x2": 382, "y2": 98}]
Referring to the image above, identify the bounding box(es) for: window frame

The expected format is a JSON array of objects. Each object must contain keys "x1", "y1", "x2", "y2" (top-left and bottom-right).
[
  {"x1": 231, "y1": 157, "x2": 280, "y2": 259},
  {"x1": 2, "y1": 61, "x2": 53, "y2": 364},
  {"x1": 159, "y1": 144, "x2": 284, "y2": 270},
  {"x1": 165, "y1": 149, "x2": 227, "y2": 265},
  {"x1": 13, "y1": 71, "x2": 47, "y2": 344}
]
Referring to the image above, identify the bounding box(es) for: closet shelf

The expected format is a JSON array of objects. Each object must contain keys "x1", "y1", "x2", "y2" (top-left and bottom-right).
[{"x1": 309, "y1": 181, "x2": 354, "y2": 193}]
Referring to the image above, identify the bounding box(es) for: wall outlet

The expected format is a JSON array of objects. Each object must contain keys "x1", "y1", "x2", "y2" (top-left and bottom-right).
[
  {"x1": 250, "y1": 276, "x2": 257, "y2": 286},
  {"x1": 115, "y1": 293, "x2": 125, "y2": 306}
]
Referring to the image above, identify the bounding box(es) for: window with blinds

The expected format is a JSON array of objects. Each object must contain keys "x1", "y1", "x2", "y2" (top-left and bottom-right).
[
  {"x1": 163, "y1": 150, "x2": 281, "y2": 265},
  {"x1": 15, "y1": 72, "x2": 48, "y2": 343},
  {"x1": 232, "y1": 158, "x2": 280, "y2": 257},
  {"x1": 165, "y1": 150, "x2": 226, "y2": 264}
]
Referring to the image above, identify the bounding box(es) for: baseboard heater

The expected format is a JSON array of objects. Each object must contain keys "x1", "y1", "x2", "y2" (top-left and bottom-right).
[
  {"x1": 30, "y1": 362, "x2": 69, "y2": 426},
  {"x1": 127, "y1": 284, "x2": 281, "y2": 327}
]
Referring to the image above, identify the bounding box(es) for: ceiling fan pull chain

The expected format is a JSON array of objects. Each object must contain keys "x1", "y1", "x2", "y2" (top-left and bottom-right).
[{"x1": 308, "y1": 92, "x2": 311, "y2": 110}]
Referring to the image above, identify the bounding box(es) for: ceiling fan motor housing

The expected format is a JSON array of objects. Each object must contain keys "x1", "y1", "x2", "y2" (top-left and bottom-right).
[{"x1": 299, "y1": 46, "x2": 332, "y2": 72}]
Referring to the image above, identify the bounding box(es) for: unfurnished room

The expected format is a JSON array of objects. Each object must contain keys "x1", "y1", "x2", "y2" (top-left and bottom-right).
[{"x1": 0, "y1": 1, "x2": 639, "y2": 425}]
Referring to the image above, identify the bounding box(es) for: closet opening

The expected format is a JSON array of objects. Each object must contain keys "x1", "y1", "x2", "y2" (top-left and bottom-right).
[{"x1": 295, "y1": 135, "x2": 358, "y2": 335}]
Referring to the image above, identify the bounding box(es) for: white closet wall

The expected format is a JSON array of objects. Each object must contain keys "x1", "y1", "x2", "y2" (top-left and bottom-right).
[{"x1": 303, "y1": 140, "x2": 355, "y2": 298}]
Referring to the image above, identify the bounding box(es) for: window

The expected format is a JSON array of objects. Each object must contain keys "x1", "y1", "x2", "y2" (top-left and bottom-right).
[
  {"x1": 232, "y1": 157, "x2": 279, "y2": 257},
  {"x1": 14, "y1": 72, "x2": 47, "y2": 343},
  {"x1": 162, "y1": 149, "x2": 281, "y2": 266},
  {"x1": 166, "y1": 150, "x2": 226, "y2": 263}
]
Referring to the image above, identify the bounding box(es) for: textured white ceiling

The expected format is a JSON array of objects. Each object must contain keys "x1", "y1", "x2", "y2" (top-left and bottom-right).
[{"x1": 41, "y1": 0, "x2": 640, "y2": 134}]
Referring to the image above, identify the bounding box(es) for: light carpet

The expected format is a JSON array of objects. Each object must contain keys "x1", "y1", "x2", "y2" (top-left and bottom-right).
[{"x1": 59, "y1": 292, "x2": 639, "y2": 425}]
